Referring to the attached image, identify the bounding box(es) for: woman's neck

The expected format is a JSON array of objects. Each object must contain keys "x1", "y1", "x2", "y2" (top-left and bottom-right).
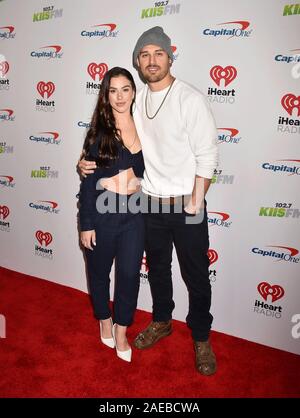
[
  {"x1": 115, "y1": 113, "x2": 133, "y2": 130},
  {"x1": 114, "y1": 111, "x2": 133, "y2": 129}
]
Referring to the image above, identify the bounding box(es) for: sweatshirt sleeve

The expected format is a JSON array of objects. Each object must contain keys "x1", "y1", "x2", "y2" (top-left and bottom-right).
[
  {"x1": 185, "y1": 93, "x2": 219, "y2": 179},
  {"x1": 78, "y1": 171, "x2": 99, "y2": 232}
]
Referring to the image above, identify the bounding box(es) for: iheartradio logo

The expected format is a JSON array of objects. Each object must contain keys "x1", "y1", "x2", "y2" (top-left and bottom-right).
[
  {"x1": 210, "y1": 65, "x2": 237, "y2": 87},
  {"x1": 87, "y1": 63, "x2": 108, "y2": 81},
  {"x1": 281, "y1": 93, "x2": 300, "y2": 117},
  {"x1": 0, "y1": 205, "x2": 9, "y2": 219},
  {"x1": 0, "y1": 61, "x2": 9, "y2": 77},
  {"x1": 36, "y1": 81, "x2": 55, "y2": 99},
  {"x1": 257, "y1": 282, "x2": 284, "y2": 303},
  {"x1": 35, "y1": 230, "x2": 53, "y2": 246},
  {"x1": 208, "y1": 249, "x2": 218, "y2": 265},
  {"x1": 140, "y1": 255, "x2": 149, "y2": 272}
]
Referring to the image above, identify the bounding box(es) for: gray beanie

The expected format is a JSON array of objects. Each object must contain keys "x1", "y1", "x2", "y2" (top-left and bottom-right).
[{"x1": 133, "y1": 26, "x2": 173, "y2": 68}]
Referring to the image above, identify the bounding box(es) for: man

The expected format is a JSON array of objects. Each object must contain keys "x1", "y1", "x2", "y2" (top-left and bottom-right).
[{"x1": 79, "y1": 26, "x2": 218, "y2": 375}]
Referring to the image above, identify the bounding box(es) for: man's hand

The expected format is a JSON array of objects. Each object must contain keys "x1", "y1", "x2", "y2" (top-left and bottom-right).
[
  {"x1": 80, "y1": 230, "x2": 96, "y2": 250},
  {"x1": 184, "y1": 200, "x2": 204, "y2": 215},
  {"x1": 78, "y1": 157, "x2": 97, "y2": 178}
]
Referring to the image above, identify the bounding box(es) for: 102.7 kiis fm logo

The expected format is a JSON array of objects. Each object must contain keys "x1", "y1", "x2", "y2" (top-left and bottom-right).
[
  {"x1": 259, "y1": 202, "x2": 300, "y2": 219},
  {"x1": 32, "y1": 5, "x2": 63, "y2": 22},
  {"x1": 30, "y1": 166, "x2": 58, "y2": 179},
  {"x1": 141, "y1": 1, "x2": 181, "y2": 19},
  {"x1": 0, "y1": 141, "x2": 14, "y2": 154},
  {"x1": 254, "y1": 281, "x2": 284, "y2": 319},
  {"x1": 211, "y1": 169, "x2": 234, "y2": 185}
]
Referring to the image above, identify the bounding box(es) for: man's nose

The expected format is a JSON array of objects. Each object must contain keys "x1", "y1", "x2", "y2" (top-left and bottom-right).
[{"x1": 149, "y1": 54, "x2": 156, "y2": 65}]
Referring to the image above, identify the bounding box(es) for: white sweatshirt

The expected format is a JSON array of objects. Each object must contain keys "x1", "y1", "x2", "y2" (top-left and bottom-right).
[{"x1": 134, "y1": 79, "x2": 218, "y2": 198}]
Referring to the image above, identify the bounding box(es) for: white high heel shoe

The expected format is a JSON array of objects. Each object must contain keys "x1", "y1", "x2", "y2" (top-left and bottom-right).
[
  {"x1": 112, "y1": 324, "x2": 132, "y2": 362},
  {"x1": 99, "y1": 318, "x2": 115, "y2": 349}
]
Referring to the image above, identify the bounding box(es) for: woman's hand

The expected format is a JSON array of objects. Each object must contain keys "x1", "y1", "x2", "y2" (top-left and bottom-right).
[
  {"x1": 78, "y1": 156, "x2": 97, "y2": 178},
  {"x1": 80, "y1": 230, "x2": 96, "y2": 250}
]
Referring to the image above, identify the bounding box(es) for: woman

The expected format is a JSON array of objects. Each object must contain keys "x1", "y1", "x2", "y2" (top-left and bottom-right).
[{"x1": 79, "y1": 67, "x2": 144, "y2": 362}]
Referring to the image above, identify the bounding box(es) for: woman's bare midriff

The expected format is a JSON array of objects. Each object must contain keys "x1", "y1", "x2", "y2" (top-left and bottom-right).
[{"x1": 99, "y1": 167, "x2": 141, "y2": 195}]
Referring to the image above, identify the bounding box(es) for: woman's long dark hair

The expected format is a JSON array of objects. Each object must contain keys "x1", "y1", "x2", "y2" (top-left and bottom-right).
[{"x1": 82, "y1": 67, "x2": 136, "y2": 167}]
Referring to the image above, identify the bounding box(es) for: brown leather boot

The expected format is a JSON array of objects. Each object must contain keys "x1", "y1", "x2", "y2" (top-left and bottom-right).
[
  {"x1": 134, "y1": 321, "x2": 172, "y2": 349},
  {"x1": 194, "y1": 340, "x2": 217, "y2": 376}
]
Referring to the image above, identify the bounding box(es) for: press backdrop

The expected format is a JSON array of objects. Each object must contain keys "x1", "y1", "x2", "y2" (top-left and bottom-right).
[{"x1": 1, "y1": 0, "x2": 300, "y2": 355}]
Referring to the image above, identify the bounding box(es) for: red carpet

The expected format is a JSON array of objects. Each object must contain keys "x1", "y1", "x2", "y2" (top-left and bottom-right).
[{"x1": 0, "y1": 266, "x2": 299, "y2": 398}]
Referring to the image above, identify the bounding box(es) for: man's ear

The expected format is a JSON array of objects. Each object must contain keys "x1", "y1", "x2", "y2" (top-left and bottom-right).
[{"x1": 136, "y1": 57, "x2": 141, "y2": 68}]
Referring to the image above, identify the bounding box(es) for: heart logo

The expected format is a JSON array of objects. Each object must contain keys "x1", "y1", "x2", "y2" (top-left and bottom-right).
[
  {"x1": 207, "y1": 249, "x2": 218, "y2": 265},
  {"x1": 37, "y1": 81, "x2": 55, "y2": 99},
  {"x1": 0, "y1": 205, "x2": 9, "y2": 220},
  {"x1": 87, "y1": 63, "x2": 108, "y2": 81},
  {"x1": 257, "y1": 282, "x2": 285, "y2": 303},
  {"x1": 0, "y1": 61, "x2": 9, "y2": 77},
  {"x1": 35, "y1": 230, "x2": 53, "y2": 246},
  {"x1": 281, "y1": 93, "x2": 300, "y2": 117},
  {"x1": 210, "y1": 65, "x2": 237, "y2": 87}
]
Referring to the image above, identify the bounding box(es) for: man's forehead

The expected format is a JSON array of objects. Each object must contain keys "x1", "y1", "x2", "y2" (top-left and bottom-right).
[{"x1": 139, "y1": 44, "x2": 165, "y2": 53}]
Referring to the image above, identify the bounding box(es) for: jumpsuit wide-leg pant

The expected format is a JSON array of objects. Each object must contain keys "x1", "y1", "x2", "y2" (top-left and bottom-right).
[{"x1": 85, "y1": 192, "x2": 145, "y2": 327}]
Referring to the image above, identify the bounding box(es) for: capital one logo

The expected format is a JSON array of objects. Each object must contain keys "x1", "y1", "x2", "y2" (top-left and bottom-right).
[
  {"x1": 208, "y1": 211, "x2": 231, "y2": 227},
  {"x1": 0, "y1": 26, "x2": 15, "y2": 38},
  {"x1": 0, "y1": 205, "x2": 9, "y2": 219},
  {"x1": 41, "y1": 45, "x2": 62, "y2": 54},
  {"x1": 257, "y1": 282, "x2": 285, "y2": 303},
  {"x1": 87, "y1": 63, "x2": 108, "y2": 81},
  {"x1": 35, "y1": 230, "x2": 52, "y2": 246},
  {"x1": 281, "y1": 93, "x2": 300, "y2": 117},
  {"x1": 0, "y1": 175, "x2": 14, "y2": 185},
  {"x1": 0, "y1": 109, "x2": 14, "y2": 121},
  {"x1": 0, "y1": 61, "x2": 9, "y2": 77},
  {"x1": 208, "y1": 249, "x2": 218, "y2": 265},
  {"x1": 36, "y1": 81, "x2": 55, "y2": 99},
  {"x1": 210, "y1": 65, "x2": 237, "y2": 87}
]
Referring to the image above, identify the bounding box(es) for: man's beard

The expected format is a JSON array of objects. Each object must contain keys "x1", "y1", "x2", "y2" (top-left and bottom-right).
[{"x1": 142, "y1": 66, "x2": 169, "y2": 83}]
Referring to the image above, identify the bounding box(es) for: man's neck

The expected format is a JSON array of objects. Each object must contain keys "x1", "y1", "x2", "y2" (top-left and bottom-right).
[{"x1": 148, "y1": 74, "x2": 175, "y2": 92}]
